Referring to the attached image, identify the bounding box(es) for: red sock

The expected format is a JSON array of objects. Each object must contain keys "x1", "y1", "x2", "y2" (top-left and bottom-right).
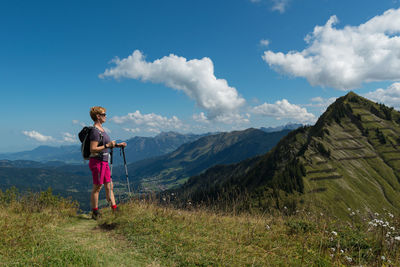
[
  {"x1": 92, "y1": 207, "x2": 98, "y2": 212},
  {"x1": 112, "y1": 205, "x2": 117, "y2": 210}
]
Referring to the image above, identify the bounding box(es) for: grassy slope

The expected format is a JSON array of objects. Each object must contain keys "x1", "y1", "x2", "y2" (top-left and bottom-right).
[
  {"x1": 172, "y1": 92, "x2": 400, "y2": 219},
  {"x1": 98, "y1": 200, "x2": 400, "y2": 266},
  {"x1": 1, "y1": 188, "x2": 399, "y2": 266},
  {"x1": 300, "y1": 93, "x2": 400, "y2": 217}
]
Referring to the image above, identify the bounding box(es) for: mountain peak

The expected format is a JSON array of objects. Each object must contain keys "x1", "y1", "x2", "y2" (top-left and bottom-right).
[{"x1": 173, "y1": 93, "x2": 400, "y2": 217}]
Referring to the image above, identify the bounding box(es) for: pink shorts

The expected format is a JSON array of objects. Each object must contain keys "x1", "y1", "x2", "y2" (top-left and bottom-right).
[{"x1": 89, "y1": 158, "x2": 111, "y2": 185}]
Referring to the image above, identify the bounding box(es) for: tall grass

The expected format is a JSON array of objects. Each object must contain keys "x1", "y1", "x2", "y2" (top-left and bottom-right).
[
  {"x1": 99, "y1": 197, "x2": 400, "y2": 266},
  {"x1": 0, "y1": 187, "x2": 102, "y2": 266}
]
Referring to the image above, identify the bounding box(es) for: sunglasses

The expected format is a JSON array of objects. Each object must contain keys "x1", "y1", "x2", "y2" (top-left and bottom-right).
[{"x1": 99, "y1": 113, "x2": 107, "y2": 116}]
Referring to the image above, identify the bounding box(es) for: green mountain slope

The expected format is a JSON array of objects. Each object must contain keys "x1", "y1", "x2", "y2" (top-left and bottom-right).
[
  {"x1": 172, "y1": 92, "x2": 400, "y2": 217},
  {"x1": 121, "y1": 128, "x2": 292, "y2": 192}
]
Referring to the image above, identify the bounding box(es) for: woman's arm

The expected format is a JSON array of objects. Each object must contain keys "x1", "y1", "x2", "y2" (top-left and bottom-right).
[{"x1": 90, "y1": 140, "x2": 116, "y2": 153}]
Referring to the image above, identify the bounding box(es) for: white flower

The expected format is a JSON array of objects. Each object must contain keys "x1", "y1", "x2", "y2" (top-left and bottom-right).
[
  {"x1": 266, "y1": 225, "x2": 270, "y2": 230},
  {"x1": 331, "y1": 231, "x2": 338, "y2": 236},
  {"x1": 388, "y1": 213, "x2": 394, "y2": 218},
  {"x1": 345, "y1": 256, "x2": 352, "y2": 262},
  {"x1": 375, "y1": 212, "x2": 379, "y2": 216},
  {"x1": 331, "y1": 248, "x2": 336, "y2": 252},
  {"x1": 395, "y1": 236, "x2": 400, "y2": 241},
  {"x1": 340, "y1": 249, "x2": 344, "y2": 253},
  {"x1": 381, "y1": 256, "x2": 386, "y2": 261}
]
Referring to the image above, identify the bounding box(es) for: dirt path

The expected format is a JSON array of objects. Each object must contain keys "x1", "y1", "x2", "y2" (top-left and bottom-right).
[{"x1": 57, "y1": 214, "x2": 154, "y2": 267}]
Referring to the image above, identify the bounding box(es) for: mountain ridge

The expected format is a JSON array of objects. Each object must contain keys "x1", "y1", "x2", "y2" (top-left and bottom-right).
[{"x1": 170, "y1": 92, "x2": 400, "y2": 217}]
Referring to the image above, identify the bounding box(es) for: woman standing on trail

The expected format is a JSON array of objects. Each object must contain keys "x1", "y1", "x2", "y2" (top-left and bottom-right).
[{"x1": 89, "y1": 106, "x2": 126, "y2": 219}]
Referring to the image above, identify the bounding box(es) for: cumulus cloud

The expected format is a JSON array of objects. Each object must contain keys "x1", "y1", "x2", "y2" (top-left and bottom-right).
[
  {"x1": 252, "y1": 99, "x2": 316, "y2": 123},
  {"x1": 193, "y1": 112, "x2": 210, "y2": 124},
  {"x1": 263, "y1": 8, "x2": 400, "y2": 90},
  {"x1": 192, "y1": 112, "x2": 250, "y2": 125},
  {"x1": 22, "y1": 130, "x2": 55, "y2": 142},
  {"x1": 72, "y1": 120, "x2": 86, "y2": 127},
  {"x1": 271, "y1": 0, "x2": 290, "y2": 13},
  {"x1": 260, "y1": 39, "x2": 270, "y2": 47},
  {"x1": 111, "y1": 110, "x2": 185, "y2": 133},
  {"x1": 123, "y1": 128, "x2": 141, "y2": 133},
  {"x1": 62, "y1": 132, "x2": 78, "y2": 143},
  {"x1": 364, "y1": 82, "x2": 400, "y2": 109},
  {"x1": 100, "y1": 50, "x2": 245, "y2": 120},
  {"x1": 307, "y1": 96, "x2": 337, "y2": 109}
]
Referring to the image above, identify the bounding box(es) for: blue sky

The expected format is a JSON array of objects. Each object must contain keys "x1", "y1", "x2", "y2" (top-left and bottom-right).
[{"x1": 2, "y1": 0, "x2": 400, "y2": 152}]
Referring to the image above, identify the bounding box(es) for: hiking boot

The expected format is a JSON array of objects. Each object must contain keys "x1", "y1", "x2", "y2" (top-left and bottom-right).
[{"x1": 91, "y1": 210, "x2": 101, "y2": 220}]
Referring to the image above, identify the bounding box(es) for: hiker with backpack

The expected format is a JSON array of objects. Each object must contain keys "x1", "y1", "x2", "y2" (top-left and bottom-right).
[{"x1": 85, "y1": 106, "x2": 126, "y2": 219}]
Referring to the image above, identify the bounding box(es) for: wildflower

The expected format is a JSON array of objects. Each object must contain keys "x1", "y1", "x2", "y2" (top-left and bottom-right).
[
  {"x1": 388, "y1": 213, "x2": 394, "y2": 218},
  {"x1": 284, "y1": 206, "x2": 287, "y2": 210},
  {"x1": 395, "y1": 236, "x2": 400, "y2": 241},
  {"x1": 171, "y1": 193, "x2": 175, "y2": 196},
  {"x1": 375, "y1": 212, "x2": 379, "y2": 216},
  {"x1": 345, "y1": 256, "x2": 352, "y2": 262},
  {"x1": 330, "y1": 254, "x2": 334, "y2": 258},
  {"x1": 340, "y1": 249, "x2": 344, "y2": 253},
  {"x1": 381, "y1": 256, "x2": 386, "y2": 261},
  {"x1": 265, "y1": 225, "x2": 270, "y2": 230},
  {"x1": 330, "y1": 248, "x2": 335, "y2": 252},
  {"x1": 350, "y1": 212, "x2": 355, "y2": 216},
  {"x1": 331, "y1": 231, "x2": 337, "y2": 236},
  {"x1": 347, "y1": 208, "x2": 351, "y2": 211}
]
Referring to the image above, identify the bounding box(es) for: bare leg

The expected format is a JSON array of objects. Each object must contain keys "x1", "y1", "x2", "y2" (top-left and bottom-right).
[
  {"x1": 105, "y1": 182, "x2": 116, "y2": 206},
  {"x1": 91, "y1": 184, "x2": 103, "y2": 209}
]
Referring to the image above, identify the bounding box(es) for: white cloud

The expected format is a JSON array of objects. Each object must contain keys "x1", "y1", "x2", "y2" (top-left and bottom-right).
[
  {"x1": 308, "y1": 96, "x2": 337, "y2": 108},
  {"x1": 22, "y1": 130, "x2": 55, "y2": 142},
  {"x1": 62, "y1": 132, "x2": 78, "y2": 143},
  {"x1": 72, "y1": 120, "x2": 86, "y2": 127},
  {"x1": 263, "y1": 8, "x2": 400, "y2": 90},
  {"x1": 271, "y1": 0, "x2": 290, "y2": 13},
  {"x1": 111, "y1": 110, "x2": 185, "y2": 133},
  {"x1": 192, "y1": 112, "x2": 250, "y2": 125},
  {"x1": 193, "y1": 112, "x2": 210, "y2": 124},
  {"x1": 123, "y1": 128, "x2": 141, "y2": 133},
  {"x1": 100, "y1": 50, "x2": 245, "y2": 120},
  {"x1": 252, "y1": 99, "x2": 316, "y2": 123},
  {"x1": 364, "y1": 82, "x2": 400, "y2": 109},
  {"x1": 260, "y1": 39, "x2": 270, "y2": 47}
]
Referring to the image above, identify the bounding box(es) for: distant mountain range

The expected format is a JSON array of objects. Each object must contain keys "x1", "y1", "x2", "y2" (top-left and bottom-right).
[
  {"x1": 0, "y1": 127, "x2": 296, "y2": 165},
  {"x1": 0, "y1": 131, "x2": 208, "y2": 165},
  {"x1": 170, "y1": 92, "x2": 400, "y2": 218},
  {"x1": 0, "y1": 127, "x2": 292, "y2": 210},
  {"x1": 260, "y1": 123, "x2": 302, "y2": 132},
  {"x1": 117, "y1": 128, "x2": 291, "y2": 191}
]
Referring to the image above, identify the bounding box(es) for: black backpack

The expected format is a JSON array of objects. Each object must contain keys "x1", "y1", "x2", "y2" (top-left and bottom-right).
[{"x1": 78, "y1": 126, "x2": 103, "y2": 160}]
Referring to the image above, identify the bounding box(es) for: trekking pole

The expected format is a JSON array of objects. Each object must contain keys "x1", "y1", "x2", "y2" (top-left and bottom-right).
[
  {"x1": 121, "y1": 146, "x2": 132, "y2": 196},
  {"x1": 110, "y1": 148, "x2": 118, "y2": 203}
]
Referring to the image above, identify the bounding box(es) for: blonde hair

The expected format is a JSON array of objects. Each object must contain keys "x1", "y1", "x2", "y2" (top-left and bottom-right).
[{"x1": 90, "y1": 106, "x2": 106, "y2": 122}]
